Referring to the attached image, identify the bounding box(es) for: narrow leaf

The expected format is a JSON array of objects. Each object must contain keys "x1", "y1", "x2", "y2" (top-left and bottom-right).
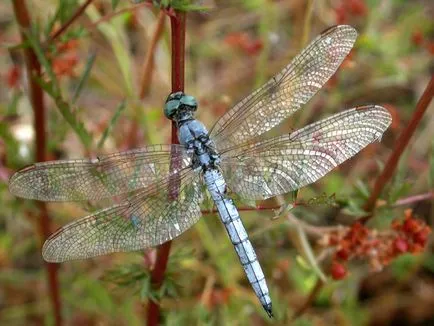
[
  {"x1": 97, "y1": 100, "x2": 126, "y2": 149},
  {"x1": 293, "y1": 224, "x2": 327, "y2": 283},
  {"x1": 35, "y1": 76, "x2": 93, "y2": 148},
  {"x1": 24, "y1": 29, "x2": 59, "y2": 94},
  {"x1": 72, "y1": 52, "x2": 96, "y2": 103}
]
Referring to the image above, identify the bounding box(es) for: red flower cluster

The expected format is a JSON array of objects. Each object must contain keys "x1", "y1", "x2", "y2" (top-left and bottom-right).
[
  {"x1": 334, "y1": 0, "x2": 367, "y2": 24},
  {"x1": 201, "y1": 288, "x2": 233, "y2": 310},
  {"x1": 224, "y1": 32, "x2": 263, "y2": 56},
  {"x1": 323, "y1": 210, "x2": 431, "y2": 280},
  {"x1": 5, "y1": 39, "x2": 79, "y2": 90},
  {"x1": 50, "y1": 39, "x2": 79, "y2": 78},
  {"x1": 410, "y1": 30, "x2": 434, "y2": 56},
  {"x1": 391, "y1": 209, "x2": 431, "y2": 254},
  {"x1": 6, "y1": 65, "x2": 21, "y2": 90}
]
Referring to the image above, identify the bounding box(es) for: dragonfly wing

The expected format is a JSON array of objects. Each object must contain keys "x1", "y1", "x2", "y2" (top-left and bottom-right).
[
  {"x1": 220, "y1": 105, "x2": 391, "y2": 200},
  {"x1": 42, "y1": 169, "x2": 203, "y2": 262},
  {"x1": 210, "y1": 25, "x2": 357, "y2": 151},
  {"x1": 9, "y1": 144, "x2": 191, "y2": 201}
]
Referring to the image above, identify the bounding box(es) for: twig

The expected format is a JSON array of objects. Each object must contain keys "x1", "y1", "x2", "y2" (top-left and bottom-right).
[
  {"x1": 48, "y1": 0, "x2": 94, "y2": 44},
  {"x1": 393, "y1": 192, "x2": 434, "y2": 207},
  {"x1": 91, "y1": 2, "x2": 149, "y2": 28},
  {"x1": 11, "y1": 1, "x2": 62, "y2": 325},
  {"x1": 361, "y1": 75, "x2": 434, "y2": 222},
  {"x1": 146, "y1": 10, "x2": 186, "y2": 326}
]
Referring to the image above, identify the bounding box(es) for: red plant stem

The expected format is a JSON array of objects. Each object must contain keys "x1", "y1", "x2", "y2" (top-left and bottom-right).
[
  {"x1": 201, "y1": 205, "x2": 281, "y2": 215},
  {"x1": 361, "y1": 75, "x2": 434, "y2": 222},
  {"x1": 146, "y1": 11, "x2": 186, "y2": 326},
  {"x1": 11, "y1": 1, "x2": 62, "y2": 325},
  {"x1": 48, "y1": 0, "x2": 94, "y2": 43}
]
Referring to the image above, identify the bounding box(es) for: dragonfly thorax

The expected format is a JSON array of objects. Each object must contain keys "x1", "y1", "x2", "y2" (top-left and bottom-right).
[{"x1": 178, "y1": 119, "x2": 220, "y2": 170}]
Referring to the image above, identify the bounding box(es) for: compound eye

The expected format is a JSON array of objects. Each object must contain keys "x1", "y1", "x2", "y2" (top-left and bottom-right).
[
  {"x1": 165, "y1": 91, "x2": 184, "y2": 103},
  {"x1": 180, "y1": 95, "x2": 197, "y2": 109},
  {"x1": 164, "y1": 99, "x2": 180, "y2": 119}
]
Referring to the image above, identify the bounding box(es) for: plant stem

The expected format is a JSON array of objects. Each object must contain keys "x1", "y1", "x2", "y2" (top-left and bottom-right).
[
  {"x1": 393, "y1": 191, "x2": 434, "y2": 207},
  {"x1": 48, "y1": 0, "x2": 94, "y2": 43},
  {"x1": 146, "y1": 10, "x2": 186, "y2": 326},
  {"x1": 361, "y1": 75, "x2": 434, "y2": 222},
  {"x1": 11, "y1": 1, "x2": 62, "y2": 325}
]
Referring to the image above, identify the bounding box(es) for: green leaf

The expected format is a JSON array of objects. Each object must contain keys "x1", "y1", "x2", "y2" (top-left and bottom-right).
[
  {"x1": 293, "y1": 318, "x2": 314, "y2": 326},
  {"x1": 112, "y1": 0, "x2": 121, "y2": 10},
  {"x1": 292, "y1": 224, "x2": 327, "y2": 283},
  {"x1": 423, "y1": 253, "x2": 434, "y2": 273},
  {"x1": 391, "y1": 253, "x2": 421, "y2": 280},
  {"x1": 72, "y1": 52, "x2": 97, "y2": 104},
  {"x1": 140, "y1": 277, "x2": 151, "y2": 301},
  {"x1": 355, "y1": 179, "x2": 370, "y2": 199},
  {"x1": 35, "y1": 77, "x2": 93, "y2": 149},
  {"x1": 97, "y1": 99, "x2": 126, "y2": 149},
  {"x1": 7, "y1": 92, "x2": 21, "y2": 116},
  {"x1": 44, "y1": 9, "x2": 60, "y2": 38},
  {"x1": 388, "y1": 181, "x2": 412, "y2": 203},
  {"x1": 0, "y1": 121, "x2": 20, "y2": 166},
  {"x1": 342, "y1": 198, "x2": 369, "y2": 217},
  {"x1": 387, "y1": 150, "x2": 411, "y2": 203}
]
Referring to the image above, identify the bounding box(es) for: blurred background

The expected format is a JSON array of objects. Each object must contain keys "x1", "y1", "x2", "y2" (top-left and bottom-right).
[{"x1": 0, "y1": 0, "x2": 433, "y2": 325}]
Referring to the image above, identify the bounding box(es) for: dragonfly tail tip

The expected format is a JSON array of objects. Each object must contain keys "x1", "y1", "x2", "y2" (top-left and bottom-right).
[{"x1": 263, "y1": 303, "x2": 273, "y2": 318}]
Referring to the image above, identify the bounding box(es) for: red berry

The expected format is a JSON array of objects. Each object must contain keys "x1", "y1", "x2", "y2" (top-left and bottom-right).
[
  {"x1": 403, "y1": 218, "x2": 418, "y2": 234},
  {"x1": 410, "y1": 243, "x2": 424, "y2": 253},
  {"x1": 336, "y1": 248, "x2": 350, "y2": 261},
  {"x1": 391, "y1": 219, "x2": 402, "y2": 231},
  {"x1": 335, "y1": 4, "x2": 347, "y2": 24},
  {"x1": 411, "y1": 30, "x2": 424, "y2": 46},
  {"x1": 413, "y1": 231, "x2": 427, "y2": 246},
  {"x1": 393, "y1": 238, "x2": 409, "y2": 253},
  {"x1": 348, "y1": 0, "x2": 367, "y2": 16},
  {"x1": 331, "y1": 262, "x2": 347, "y2": 280},
  {"x1": 427, "y1": 42, "x2": 434, "y2": 55}
]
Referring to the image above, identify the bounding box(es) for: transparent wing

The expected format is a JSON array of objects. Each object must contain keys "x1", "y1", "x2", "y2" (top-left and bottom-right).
[
  {"x1": 210, "y1": 25, "x2": 357, "y2": 151},
  {"x1": 220, "y1": 105, "x2": 391, "y2": 200},
  {"x1": 9, "y1": 144, "x2": 191, "y2": 202},
  {"x1": 42, "y1": 169, "x2": 203, "y2": 262}
]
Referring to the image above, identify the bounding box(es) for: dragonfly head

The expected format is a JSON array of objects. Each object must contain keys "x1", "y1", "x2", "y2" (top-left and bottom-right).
[{"x1": 164, "y1": 92, "x2": 198, "y2": 122}]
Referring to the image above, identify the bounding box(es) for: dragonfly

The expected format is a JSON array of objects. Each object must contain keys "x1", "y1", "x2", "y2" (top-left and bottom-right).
[{"x1": 9, "y1": 25, "x2": 391, "y2": 317}]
